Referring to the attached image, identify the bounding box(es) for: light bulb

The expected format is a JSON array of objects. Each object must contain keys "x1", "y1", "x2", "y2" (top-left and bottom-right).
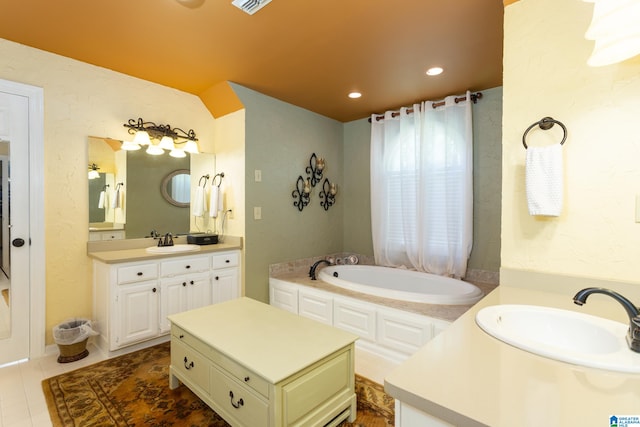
[
  {"x1": 169, "y1": 148, "x2": 186, "y2": 158},
  {"x1": 146, "y1": 141, "x2": 164, "y2": 155},
  {"x1": 183, "y1": 140, "x2": 199, "y2": 154},
  {"x1": 159, "y1": 136, "x2": 175, "y2": 150},
  {"x1": 133, "y1": 130, "x2": 151, "y2": 146},
  {"x1": 121, "y1": 140, "x2": 141, "y2": 151}
]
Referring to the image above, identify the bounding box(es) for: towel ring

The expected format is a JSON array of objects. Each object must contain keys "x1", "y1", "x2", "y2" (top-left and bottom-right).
[
  {"x1": 522, "y1": 117, "x2": 567, "y2": 149},
  {"x1": 198, "y1": 174, "x2": 210, "y2": 186},
  {"x1": 212, "y1": 172, "x2": 225, "y2": 188}
]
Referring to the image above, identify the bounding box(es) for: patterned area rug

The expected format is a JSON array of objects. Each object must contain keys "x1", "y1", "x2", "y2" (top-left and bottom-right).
[{"x1": 43, "y1": 342, "x2": 394, "y2": 426}]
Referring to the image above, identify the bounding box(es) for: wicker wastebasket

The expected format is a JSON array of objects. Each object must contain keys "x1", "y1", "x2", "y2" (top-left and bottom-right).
[{"x1": 53, "y1": 319, "x2": 97, "y2": 363}]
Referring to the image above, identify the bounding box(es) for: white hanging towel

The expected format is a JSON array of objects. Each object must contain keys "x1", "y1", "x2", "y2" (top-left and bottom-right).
[
  {"x1": 98, "y1": 191, "x2": 106, "y2": 209},
  {"x1": 209, "y1": 186, "x2": 219, "y2": 218},
  {"x1": 111, "y1": 189, "x2": 120, "y2": 209},
  {"x1": 192, "y1": 186, "x2": 205, "y2": 217},
  {"x1": 526, "y1": 144, "x2": 563, "y2": 216}
]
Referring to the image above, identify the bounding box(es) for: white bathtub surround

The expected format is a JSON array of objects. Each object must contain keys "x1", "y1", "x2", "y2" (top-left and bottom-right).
[{"x1": 268, "y1": 267, "x2": 495, "y2": 383}]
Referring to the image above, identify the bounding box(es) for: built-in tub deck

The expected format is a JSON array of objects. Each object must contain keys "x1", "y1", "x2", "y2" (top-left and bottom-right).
[{"x1": 270, "y1": 270, "x2": 497, "y2": 323}]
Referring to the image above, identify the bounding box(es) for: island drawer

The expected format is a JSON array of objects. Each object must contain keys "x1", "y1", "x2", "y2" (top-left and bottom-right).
[
  {"x1": 171, "y1": 338, "x2": 210, "y2": 394},
  {"x1": 117, "y1": 263, "x2": 158, "y2": 284},
  {"x1": 161, "y1": 255, "x2": 210, "y2": 277},
  {"x1": 210, "y1": 349, "x2": 270, "y2": 398},
  {"x1": 210, "y1": 365, "x2": 269, "y2": 427}
]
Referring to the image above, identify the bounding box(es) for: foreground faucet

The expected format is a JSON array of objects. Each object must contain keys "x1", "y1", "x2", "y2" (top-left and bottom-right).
[
  {"x1": 573, "y1": 287, "x2": 640, "y2": 352},
  {"x1": 308, "y1": 259, "x2": 332, "y2": 280},
  {"x1": 157, "y1": 232, "x2": 174, "y2": 247}
]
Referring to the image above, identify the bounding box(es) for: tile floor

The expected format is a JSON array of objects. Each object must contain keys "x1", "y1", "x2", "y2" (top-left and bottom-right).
[
  {"x1": 0, "y1": 343, "x2": 396, "y2": 426},
  {"x1": 0, "y1": 343, "x2": 106, "y2": 427}
]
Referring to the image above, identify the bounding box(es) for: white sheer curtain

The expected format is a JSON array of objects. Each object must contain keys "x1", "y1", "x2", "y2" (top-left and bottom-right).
[{"x1": 370, "y1": 92, "x2": 473, "y2": 278}]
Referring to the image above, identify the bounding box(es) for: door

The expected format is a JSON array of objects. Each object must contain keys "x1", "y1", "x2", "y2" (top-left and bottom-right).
[{"x1": 0, "y1": 89, "x2": 31, "y2": 365}]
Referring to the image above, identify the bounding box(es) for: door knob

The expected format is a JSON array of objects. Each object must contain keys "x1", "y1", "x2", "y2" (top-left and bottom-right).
[{"x1": 12, "y1": 238, "x2": 25, "y2": 247}]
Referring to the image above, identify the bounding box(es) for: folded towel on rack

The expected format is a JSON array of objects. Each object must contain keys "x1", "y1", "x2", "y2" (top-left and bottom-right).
[
  {"x1": 98, "y1": 191, "x2": 106, "y2": 209},
  {"x1": 209, "y1": 186, "x2": 219, "y2": 218},
  {"x1": 193, "y1": 186, "x2": 205, "y2": 217},
  {"x1": 526, "y1": 144, "x2": 563, "y2": 216}
]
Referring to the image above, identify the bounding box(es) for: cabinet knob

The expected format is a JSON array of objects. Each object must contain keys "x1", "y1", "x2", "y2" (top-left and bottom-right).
[
  {"x1": 185, "y1": 265, "x2": 191, "y2": 269},
  {"x1": 137, "y1": 272, "x2": 143, "y2": 276},
  {"x1": 179, "y1": 334, "x2": 184, "y2": 339},
  {"x1": 182, "y1": 282, "x2": 187, "y2": 287},
  {"x1": 152, "y1": 287, "x2": 157, "y2": 293},
  {"x1": 215, "y1": 276, "x2": 219, "y2": 281},
  {"x1": 225, "y1": 259, "x2": 230, "y2": 263},
  {"x1": 244, "y1": 376, "x2": 250, "y2": 382},
  {"x1": 190, "y1": 280, "x2": 194, "y2": 285}
]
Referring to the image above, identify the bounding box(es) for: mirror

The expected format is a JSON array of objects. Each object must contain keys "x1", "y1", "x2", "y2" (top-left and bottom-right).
[
  {"x1": 161, "y1": 169, "x2": 190, "y2": 207},
  {"x1": 88, "y1": 136, "x2": 215, "y2": 240}
]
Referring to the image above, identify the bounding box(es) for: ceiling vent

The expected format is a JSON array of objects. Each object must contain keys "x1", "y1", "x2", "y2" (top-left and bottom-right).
[{"x1": 231, "y1": 0, "x2": 272, "y2": 15}]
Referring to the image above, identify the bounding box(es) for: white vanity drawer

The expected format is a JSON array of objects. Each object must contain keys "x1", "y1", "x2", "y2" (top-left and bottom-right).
[
  {"x1": 161, "y1": 255, "x2": 210, "y2": 277},
  {"x1": 210, "y1": 365, "x2": 268, "y2": 427},
  {"x1": 212, "y1": 252, "x2": 239, "y2": 269},
  {"x1": 171, "y1": 338, "x2": 210, "y2": 395},
  {"x1": 117, "y1": 263, "x2": 158, "y2": 284}
]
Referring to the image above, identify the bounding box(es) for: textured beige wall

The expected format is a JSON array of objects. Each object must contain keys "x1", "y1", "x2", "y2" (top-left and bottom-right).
[
  {"x1": 0, "y1": 38, "x2": 215, "y2": 344},
  {"x1": 502, "y1": 0, "x2": 640, "y2": 284}
]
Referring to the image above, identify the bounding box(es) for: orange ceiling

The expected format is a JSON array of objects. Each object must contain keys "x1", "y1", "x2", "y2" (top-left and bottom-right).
[{"x1": 0, "y1": 0, "x2": 504, "y2": 122}]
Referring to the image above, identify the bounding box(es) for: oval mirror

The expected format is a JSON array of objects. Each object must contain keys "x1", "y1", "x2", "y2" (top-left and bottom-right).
[{"x1": 161, "y1": 169, "x2": 190, "y2": 208}]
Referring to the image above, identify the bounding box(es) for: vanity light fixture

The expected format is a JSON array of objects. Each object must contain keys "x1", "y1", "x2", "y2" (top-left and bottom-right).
[
  {"x1": 583, "y1": 0, "x2": 640, "y2": 66},
  {"x1": 123, "y1": 118, "x2": 199, "y2": 157},
  {"x1": 88, "y1": 163, "x2": 100, "y2": 179}
]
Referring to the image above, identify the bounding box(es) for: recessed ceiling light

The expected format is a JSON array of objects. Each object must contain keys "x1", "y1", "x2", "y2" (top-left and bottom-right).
[
  {"x1": 426, "y1": 67, "x2": 444, "y2": 76},
  {"x1": 348, "y1": 92, "x2": 362, "y2": 99}
]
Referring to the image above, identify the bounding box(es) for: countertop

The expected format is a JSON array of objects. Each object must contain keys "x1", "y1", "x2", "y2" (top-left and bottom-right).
[
  {"x1": 168, "y1": 297, "x2": 358, "y2": 384},
  {"x1": 87, "y1": 235, "x2": 242, "y2": 264},
  {"x1": 384, "y1": 285, "x2": 640, "y2": 426}
]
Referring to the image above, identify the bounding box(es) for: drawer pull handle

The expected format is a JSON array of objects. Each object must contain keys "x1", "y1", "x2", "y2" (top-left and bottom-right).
[
  {"x1": 137, "y1": 272, "x2": 143, "y2": 276},
  {"x1": 225, "y1": 259, "x2": 230, "y2": 263},
  {"x1": 229, "y1": 391, "x2": 244, "y2": 409},
  {"x1": 183, "y1": 357, "x2": 194, "y2": 370},
  {"x1": 244, "y1": 376, "x2": 250, "y2": 382},
  {"x1": 179, "y1": 334, "x2": 184, "y2": 339},
  {"x1": 185, "y1": 265, "x2": 191, "y2": 269}
]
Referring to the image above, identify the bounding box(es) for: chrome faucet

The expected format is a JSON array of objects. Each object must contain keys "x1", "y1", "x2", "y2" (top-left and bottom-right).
[
  {"x1": 308, "y1": 259, "x2": 332, "y2": 280},
  {"x1": 157, "y1": 232, "x2": 174, "y2": 247},
  {"x1": 573, "y1": 287, "x2": 640, "y2": 352}
]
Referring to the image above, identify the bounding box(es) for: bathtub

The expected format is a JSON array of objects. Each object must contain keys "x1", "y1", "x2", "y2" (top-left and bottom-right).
[{"x1": 317, "y1": 264, "x2": 483, "y2": 305}]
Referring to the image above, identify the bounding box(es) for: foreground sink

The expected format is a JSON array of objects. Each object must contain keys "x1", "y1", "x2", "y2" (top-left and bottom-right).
[
  {"x1": 145, "y1": 244, "x2": 201, "y2": 254},
  {"x1": 476, "y1": 304, "x2": 640, "y2": 373}
]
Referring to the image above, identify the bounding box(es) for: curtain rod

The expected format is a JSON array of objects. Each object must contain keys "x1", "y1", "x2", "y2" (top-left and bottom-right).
[{"x1": 368, "y1": 91, "x2": 483, "y2": 123}]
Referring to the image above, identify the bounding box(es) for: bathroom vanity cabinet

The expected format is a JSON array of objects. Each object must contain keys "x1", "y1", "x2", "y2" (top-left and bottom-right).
[
  {"x1": 92, "y1": 249, "x2": 240, "y2": 355},
  {"x1": 168, "y1": 297, "x2": 358, "y2": 427}
]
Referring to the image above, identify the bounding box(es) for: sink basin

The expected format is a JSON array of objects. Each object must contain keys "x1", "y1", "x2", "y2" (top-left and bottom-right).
[
  {"x1": 145, "y1": 244, "x2": 201, "y2": 254},
  {"x1": 476, "y1": 304, "x2": 640, "y2": 373}
]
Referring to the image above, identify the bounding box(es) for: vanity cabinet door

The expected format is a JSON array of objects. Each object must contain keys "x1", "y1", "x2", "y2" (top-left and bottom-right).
[
  {"x1": 211, "y1": 268, "x2": 239, "y2": 304},
  {"x1": 115, "y1": 281, "x2": 159, "y2": 348},
  {"x1": 160, "y1": 273, "x2": 211, "y2": 333}
]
